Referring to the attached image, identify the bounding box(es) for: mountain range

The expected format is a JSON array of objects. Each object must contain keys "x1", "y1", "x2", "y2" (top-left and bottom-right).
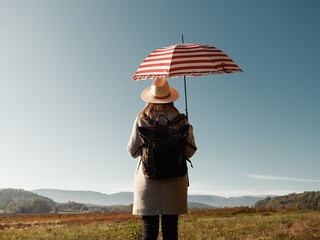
[{"x1": 32, "y1": 189, "x2": 270, "y2": 207}]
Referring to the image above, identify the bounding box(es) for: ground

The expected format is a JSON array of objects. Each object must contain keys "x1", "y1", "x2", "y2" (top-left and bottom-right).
[{"x1": 1, "y1": 207, "x2": 320, "y2": 239}]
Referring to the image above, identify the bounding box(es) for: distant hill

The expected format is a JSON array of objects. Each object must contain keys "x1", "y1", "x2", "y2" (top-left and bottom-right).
[
  {"x1": 188, "y1": 202, "x2": 214, "y2": 210},
  {"x1": 0, "y1": 188, "x2": 55, "y2": 208},
  {"x1": 188, "y1": 195, "x2": 268, "y2": 208},
  {"x1": 255, "y1": 191, "x2": 320, "y2": 210},
  {"x1": 32, "y1": 189, "x2": 133, "y2": 206},
  {"x1": 0, "y1": 189, "x2": 55, "y2": 214},
  {"x1": 33, "y1": 189, "x2": 268, "y2": 207}
]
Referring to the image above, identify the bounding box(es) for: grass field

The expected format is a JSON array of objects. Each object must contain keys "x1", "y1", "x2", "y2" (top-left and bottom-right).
[{"x1": 1, "y1": 207, "x2": 320, "y2": 239}]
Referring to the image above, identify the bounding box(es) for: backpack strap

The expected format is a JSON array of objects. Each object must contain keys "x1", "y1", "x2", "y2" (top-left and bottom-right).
[
  {"x1": 142, "y1": 113, "x2": 186, "y2": 125},
  {"x1": 155, "y1": 114, "x2": 170, "y2": 124},
  {"x1": 186, "y1": 158, "x2": 194, "y2": 168},
  {"x1": 141, "y1": 114, "x2": 157, "y2": 125},
  {"x1": 171, "y1": 114, "x2": 187, "y2": 124}
]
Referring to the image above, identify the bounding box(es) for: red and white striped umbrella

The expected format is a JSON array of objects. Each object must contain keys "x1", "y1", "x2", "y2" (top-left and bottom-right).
[
  {"x1": 131, "y1": 43, "x2": 242, "y2": 80},
  {"x1": 131, "y1": 42, "x2": 242, "y2": 118}
]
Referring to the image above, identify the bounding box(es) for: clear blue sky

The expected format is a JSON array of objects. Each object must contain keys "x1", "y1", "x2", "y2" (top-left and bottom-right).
[{"x1": 0, "y1": 0, "x2": 319, "y2": 197}]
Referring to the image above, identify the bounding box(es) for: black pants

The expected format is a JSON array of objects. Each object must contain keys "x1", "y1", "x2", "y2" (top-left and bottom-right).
[{"x1": 142, "y1": 215, "x2": 178, "y2": 240}]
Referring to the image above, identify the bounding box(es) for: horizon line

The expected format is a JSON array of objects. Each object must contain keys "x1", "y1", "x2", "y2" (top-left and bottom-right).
[{"x1": 1, "y1": 186, "x2": 311, "y2": 198}]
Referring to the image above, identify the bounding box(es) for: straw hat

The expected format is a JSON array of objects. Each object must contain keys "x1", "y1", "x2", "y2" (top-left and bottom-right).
[{"x1": 141, "y1": 78, "x2": 179, "y2": 103}]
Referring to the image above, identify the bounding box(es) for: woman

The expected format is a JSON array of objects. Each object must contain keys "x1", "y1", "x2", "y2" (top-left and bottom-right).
[{"x1": 128, "y1": 77, "x2": 197, "y2": 240}]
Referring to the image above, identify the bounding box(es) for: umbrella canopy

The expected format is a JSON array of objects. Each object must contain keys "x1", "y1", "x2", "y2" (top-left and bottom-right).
[{"x1": 131, "y1": 43, "x2": 242, "y2": 80}]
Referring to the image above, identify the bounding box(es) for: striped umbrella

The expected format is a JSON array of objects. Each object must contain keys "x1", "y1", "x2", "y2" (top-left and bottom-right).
[{"x1": 132, "y1": 41, "x2": 242, "y2": 118}]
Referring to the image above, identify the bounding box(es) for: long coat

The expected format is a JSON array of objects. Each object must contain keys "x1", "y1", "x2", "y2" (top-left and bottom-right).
[{"x1": 127, "y1": 110, "x2": 196, "y2": 216}]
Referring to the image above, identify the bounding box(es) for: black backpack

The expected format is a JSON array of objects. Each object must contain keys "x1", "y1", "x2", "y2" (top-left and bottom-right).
[{"x1": 137, "y1": 113, "x2": 193, "y2": 179}]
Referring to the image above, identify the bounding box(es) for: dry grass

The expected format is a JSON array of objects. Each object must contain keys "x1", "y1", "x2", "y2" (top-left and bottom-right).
[
  {"x1": 180, "y1": 208, "x2": 320, "y2": 239},
  {"x1": 0, "y1": 212, "x2": 138, "y2": 230},
  {"x1": 0, "y1": 208, "x2": 320, "y2": 239}
]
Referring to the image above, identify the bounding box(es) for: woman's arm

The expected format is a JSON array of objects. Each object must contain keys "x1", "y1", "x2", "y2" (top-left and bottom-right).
[
  {"x1": 127, "y1": 118, "x2": 142, "y2": 158},
  {"x1": 185, "y1": 124, "x2": 197, "y2": 158}
]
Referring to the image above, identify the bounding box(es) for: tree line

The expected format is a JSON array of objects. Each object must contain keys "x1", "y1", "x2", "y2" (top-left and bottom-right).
[
  {"x1": 255, "y1": 191, "x2": 320, "y2": 210},
  {"x1": 89, "y1": 204, "x2": 133, "y2": 213},
  {"x1": 4, "y1": 199, "x2": 53, "y2": 214},
  {"x1": 0, "y1": 189, "x2": 55, "y2": 214},
  {"x1": 0, "y1": 189, "x2": 90, "y2": 214}
]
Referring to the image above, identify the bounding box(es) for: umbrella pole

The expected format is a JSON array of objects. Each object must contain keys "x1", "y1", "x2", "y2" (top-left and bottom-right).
[
  {"x1": 184, "y1": 75, "x2": 189, "y2": 120},
  {"x1": 181, "y1": 34, "x2": 189, "y2": 120}
]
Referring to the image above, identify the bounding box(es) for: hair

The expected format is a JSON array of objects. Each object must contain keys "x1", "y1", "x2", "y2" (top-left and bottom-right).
[{"x1": 138, "y1": 102, "x2": 179, "y2": 119}]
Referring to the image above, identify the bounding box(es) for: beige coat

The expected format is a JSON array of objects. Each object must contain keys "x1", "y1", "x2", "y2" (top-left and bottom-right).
[{"x1": 127, "y1": 110, "x2": 196, "y2": 216}]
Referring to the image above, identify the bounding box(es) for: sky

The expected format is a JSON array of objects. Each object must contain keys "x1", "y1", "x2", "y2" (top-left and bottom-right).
[{"x1": 0, "y1": 0, "x2": 319, "y2": 197}]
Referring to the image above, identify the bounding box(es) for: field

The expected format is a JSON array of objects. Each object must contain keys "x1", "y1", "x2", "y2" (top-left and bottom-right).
[{"x1": 1, "y1": 207, "x2": 320, "y2": 239}]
